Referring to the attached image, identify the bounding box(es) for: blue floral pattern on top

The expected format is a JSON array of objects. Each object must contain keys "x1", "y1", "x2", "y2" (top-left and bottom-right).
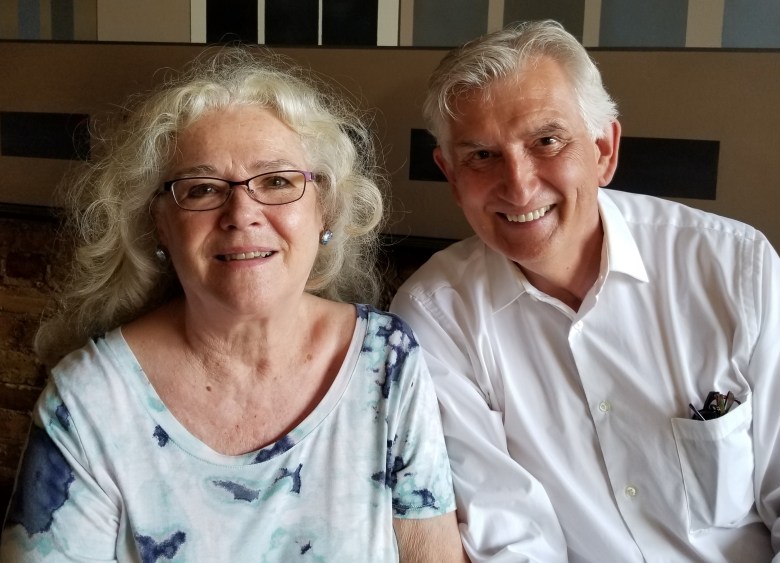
[{"x1": 1, "y1": 305, "x2": 455, "y2": 562}]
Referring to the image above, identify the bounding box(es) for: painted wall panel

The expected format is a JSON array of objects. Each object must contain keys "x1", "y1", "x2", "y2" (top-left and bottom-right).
[
  {"x1": 723, "y1": 0, "x2": 780, "y2": 47},
  {"x1": 1, "y1": 43, "x2": 779, "y2": 248},
  {"x1": 206, "y1": 0, "x2": 257, "y2": 43},
  {"x1": 323, "y1": 0, "x2": 378, "y2": 45},
  {"x1": 600, "y1": 0, "x2": 688, "y2": 47},
  {"x1": 413, "y1": 0, "x2": 489, "y2": 47},
  {"x1": 503, "y1": 0, "x2": 585, "y2": 42},
  {"x1": 98, "y1": 0, "x2": 190, "y2": 42},
  {"x1": 265, "y1": 0, "x2": 318, "y2": 45}
]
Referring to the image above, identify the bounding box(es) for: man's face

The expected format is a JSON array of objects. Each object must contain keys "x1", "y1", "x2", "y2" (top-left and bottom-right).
[{"x1": 434, "y1": 57, "x2": 619, "y2": 275}]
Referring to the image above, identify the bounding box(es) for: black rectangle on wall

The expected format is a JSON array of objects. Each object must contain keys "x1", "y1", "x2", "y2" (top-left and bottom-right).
[
  {"x1": 265, "y1": 0, "x2": 319, "y2": 45},
  {"x1": 322, "y1": 0, "x2": 378, "y2": 45},
  {"x1": 207, "y1": 0, "x2": 258, "y2": 43},
  {"x1": 409, "y1": 129, "x2": 446, "y2": 182},
  {"x1": 610, "y1": 137, "x2": 719, "y2": 200},
  {"x1": 1, "y1": 112, "x2": 90, "y2": 160}
]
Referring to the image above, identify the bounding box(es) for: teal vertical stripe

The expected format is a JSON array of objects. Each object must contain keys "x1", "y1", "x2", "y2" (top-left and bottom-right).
[
  {"x1": 723, "y1": 0, "x2": 780, "y2": 47},
  {"x1": 600, "y1": 0, "x2": 688, "y2": 47},
  {"x1": 18, "y1": 0, "x2": 40, "y2": 39},
  {"x1": 413, "y1": 0, "x2": 488, "y2": 47},
  {"x1": 52, "y1": 0, "x2": 74, "y2": 40}
]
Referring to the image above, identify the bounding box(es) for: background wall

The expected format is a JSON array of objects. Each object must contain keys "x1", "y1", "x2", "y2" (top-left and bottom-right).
[{"x1": 2, "y1": 42, "x2": 780, "y2": 248}]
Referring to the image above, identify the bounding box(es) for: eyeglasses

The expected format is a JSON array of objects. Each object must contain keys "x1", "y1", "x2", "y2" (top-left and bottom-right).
[{"x1": 162, "y1": 170, "x2": 316, "y2": 211}]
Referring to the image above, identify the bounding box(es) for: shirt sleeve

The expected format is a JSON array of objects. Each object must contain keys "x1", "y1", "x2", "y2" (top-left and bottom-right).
[
  {"x1": 1, "y1": 381, "x2": 120, "y2": 562},
  {"x1": 391, "y1": 289, "x2": 568, "y2": 562},
  {"x1": 378, "y1": 313, "x2": 457, "y2": 520},
  {"x1": 749, "y1": 237, "x2": 780, "y2": 559}
]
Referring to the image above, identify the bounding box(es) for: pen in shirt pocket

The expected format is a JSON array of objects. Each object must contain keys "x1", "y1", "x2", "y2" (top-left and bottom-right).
[{"x1": 689, "y1": 390, "x2": 740, "y2": 420}]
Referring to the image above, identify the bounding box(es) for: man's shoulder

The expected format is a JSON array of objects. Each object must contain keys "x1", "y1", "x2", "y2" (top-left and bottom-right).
[
  {"x1": 397, "y1": 235, "x2": 488, "y2": 296},
  {"x1": 603, "y1": 188, "x2": 760, "y2": 242}
]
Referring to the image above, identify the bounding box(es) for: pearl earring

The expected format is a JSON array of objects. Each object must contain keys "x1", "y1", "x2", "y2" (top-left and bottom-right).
[
  {"x1": 319, "y1": 229, "x2": 333, "y2": 246},
  {"x1": 155, "y1": 247, "x2": 168, "y2": 262}
]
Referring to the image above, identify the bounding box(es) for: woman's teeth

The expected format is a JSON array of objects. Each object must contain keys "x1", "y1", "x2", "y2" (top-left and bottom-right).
[{"x1": 222, "y1": 250, "x2": 272, "y2": 261}]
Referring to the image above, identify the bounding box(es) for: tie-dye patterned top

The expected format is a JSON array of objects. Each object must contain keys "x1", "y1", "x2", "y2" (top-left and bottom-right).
[{"x1": 1, "y1": 304, "x2": 456, "y2": 562}]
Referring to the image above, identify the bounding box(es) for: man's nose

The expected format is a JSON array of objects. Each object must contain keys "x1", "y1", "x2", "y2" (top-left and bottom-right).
[{"x1": 502, "y1": 150, "x2": 540, "y2": 205}]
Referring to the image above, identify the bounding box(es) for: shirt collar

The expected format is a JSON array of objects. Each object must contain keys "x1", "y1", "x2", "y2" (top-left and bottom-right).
[
  {"x1": 486, "y1": 189, "x2": 649, "y2": 313},
  {"x1": 598, "y1": 189, "x2": 649, "y2": 283}
]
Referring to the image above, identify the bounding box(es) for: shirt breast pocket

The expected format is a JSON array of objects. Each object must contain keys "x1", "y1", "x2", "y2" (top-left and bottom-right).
[{"x1": 670, "y1": 394, "x2": 754, "y2": 533}]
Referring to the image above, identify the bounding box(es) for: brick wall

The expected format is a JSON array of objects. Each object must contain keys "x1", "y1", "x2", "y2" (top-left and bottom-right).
[{"x1": 0, "y1": 211, "x2": 65, "y2": 520}]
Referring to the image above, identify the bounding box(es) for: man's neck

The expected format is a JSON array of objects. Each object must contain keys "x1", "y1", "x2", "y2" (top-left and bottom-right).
[{"x1": 519, "y1": 226, "x2": 604, "y2": 312}]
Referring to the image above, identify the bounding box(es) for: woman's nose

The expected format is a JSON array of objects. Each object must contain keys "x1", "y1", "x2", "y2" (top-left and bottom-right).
[{"x1": 219, "y1": 185, "x2": 266, "y2": 229}]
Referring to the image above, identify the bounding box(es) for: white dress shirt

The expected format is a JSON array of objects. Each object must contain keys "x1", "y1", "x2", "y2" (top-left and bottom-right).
[{"x1": 391, "y1": 189, "x2": 780, "y2": 562}]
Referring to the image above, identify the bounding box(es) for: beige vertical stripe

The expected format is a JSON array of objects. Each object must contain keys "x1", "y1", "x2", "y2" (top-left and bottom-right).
[
  {"x1": 686, "y1": 0, "x2": 724, "y2": 47},
  {"x1": 257, "y1": 0, "x2": 265, "y2": 44},
  {"x1": 73, "y1": 0, "x2": 97, "y2": 40},
  {"x1": 487, "y1": 0, "x2": 504, "y2": 32},
  {"x1": 398, "y1": 0, "x2": 413, "y2": 46},
  {"x1": 582, "y1": 0, "x2": 601, "y2": 46},
  {"x1": 377, "y1": 0, "x2": 399, "y2": 46},
  {"x1": 0, "y1": 0, "x2": 19, "y2": 39},
  {"x1": 190, "y1": 0, "x2": 206, "y2": 43},
  {"x1": 39, "y1": 0, "x2": 52, "y2": 40}
]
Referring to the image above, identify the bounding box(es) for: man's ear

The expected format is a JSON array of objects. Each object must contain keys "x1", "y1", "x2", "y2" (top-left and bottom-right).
[
  {"x1": 433, "y1": 146, "x2": 462, "y2": 206},
  {"x1": 595, "y1": 120, "x2": 621, "y2": 187}
]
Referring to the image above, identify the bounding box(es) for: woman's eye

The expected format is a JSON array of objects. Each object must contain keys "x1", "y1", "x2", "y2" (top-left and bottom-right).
[
  {"x1": 263, "y1": 176, "x2": 292, "y2": 189},
  {"x1": 188, "y1": 183, "x2": 219, "y2": 197}
]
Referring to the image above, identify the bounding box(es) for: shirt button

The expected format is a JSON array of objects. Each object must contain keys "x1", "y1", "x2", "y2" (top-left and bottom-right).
[
  {"x1": 598, "y1": 401, "x2": 611, "y2": 413},
  {"x1": 625, "y1": 485, "x2": 638, "y2": 498},
  {"x1": 574, "y1": 321, "x2": 584, "y2": 331}
]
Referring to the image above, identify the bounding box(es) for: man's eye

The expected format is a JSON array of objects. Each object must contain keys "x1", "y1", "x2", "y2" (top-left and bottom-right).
[{"x1": 473, "y1": 150, "x2": 492, "y2": 160}]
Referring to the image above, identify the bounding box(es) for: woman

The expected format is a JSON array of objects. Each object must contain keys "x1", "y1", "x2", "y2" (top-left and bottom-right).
[{"x1": 1, "y1": 49, "x2": 466, "y2": 562}]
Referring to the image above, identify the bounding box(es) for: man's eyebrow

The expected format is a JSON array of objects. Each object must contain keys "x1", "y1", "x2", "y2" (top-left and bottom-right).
[
  {"x1": 531, "y1": 120, "x2": 569, "y2": 138},
  {"x1": 452, "y1": 139, "x2": 490, "y2": 151}
]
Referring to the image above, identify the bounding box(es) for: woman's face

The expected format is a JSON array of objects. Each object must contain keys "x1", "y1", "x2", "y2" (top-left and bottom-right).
[{"x1": 154, "y1": 105, "x2": 324, "y2": 317}]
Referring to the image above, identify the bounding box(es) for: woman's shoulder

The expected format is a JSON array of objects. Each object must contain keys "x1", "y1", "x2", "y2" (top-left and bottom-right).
[{"x1": 356, "y1": 304, "x2": 420, "y2": 348}]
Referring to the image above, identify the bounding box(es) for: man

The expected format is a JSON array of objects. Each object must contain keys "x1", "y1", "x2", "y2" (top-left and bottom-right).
[{"x1": 391, "y1": 19, "x2": 779, "y2": 562}]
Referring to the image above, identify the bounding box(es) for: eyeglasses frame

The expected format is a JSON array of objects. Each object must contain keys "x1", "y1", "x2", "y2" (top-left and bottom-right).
[{"x1": 162, "y1": 169, "x2": 317, "y2": 211}]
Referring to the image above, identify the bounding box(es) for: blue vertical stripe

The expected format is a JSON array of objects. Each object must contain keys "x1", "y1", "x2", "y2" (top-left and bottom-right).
[
  {"x1": 723, "y1": 0, "x2": 780, "y2": 47},
  {"x1": 413, "y1": 0, "x2": 489, "y2": 47},
  {"x1": 600, "y1": 0, "x2": 688, "y2": 47},
  {"x1": 18, "y1": 0, "x2": 40, "y2": 40}
]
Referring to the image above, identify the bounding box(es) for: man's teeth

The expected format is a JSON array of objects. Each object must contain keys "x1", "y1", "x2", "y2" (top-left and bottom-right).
[
  {"x1": 223, "y1": 251, "x2": 272, "y2": 261},
  {"x1": 506, "y1": 205, "x2": 552, "y2": 223}
]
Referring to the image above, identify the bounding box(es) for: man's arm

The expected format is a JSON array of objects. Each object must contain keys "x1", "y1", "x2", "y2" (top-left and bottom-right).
[
  {"x1": 750, "y1": 238, "x2": 780, "y2": 560},
  {"x1": 394, "y1": 512, "x2": 468, "y2": 562},
  {"x1": 391, "y1": 289, "x2": 567, "y2": 562}
]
